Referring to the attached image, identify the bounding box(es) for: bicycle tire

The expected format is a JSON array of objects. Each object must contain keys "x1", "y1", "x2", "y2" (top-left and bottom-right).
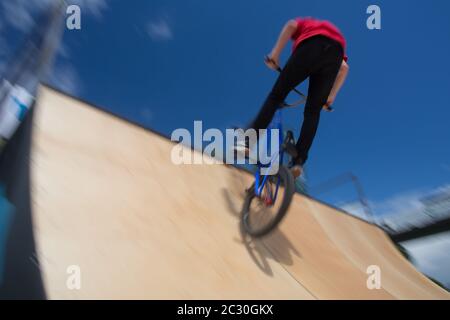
[{"x1": 241, "y1": 165, "x2": 295, "y2": 238}]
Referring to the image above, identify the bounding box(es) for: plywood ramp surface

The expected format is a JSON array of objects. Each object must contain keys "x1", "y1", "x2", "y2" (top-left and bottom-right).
[{"x1": 30, "y1": 86, "x2": 449, "y2": 299}]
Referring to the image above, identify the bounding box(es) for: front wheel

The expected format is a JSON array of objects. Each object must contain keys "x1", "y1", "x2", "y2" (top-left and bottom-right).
[{"x1": 241, "y1": 165, "x2": 295, "y2": 238}]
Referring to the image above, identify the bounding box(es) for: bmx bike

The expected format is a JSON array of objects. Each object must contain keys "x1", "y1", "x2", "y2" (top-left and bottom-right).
[
  {"x1": 240, "y1": 56, "x2": 333, "y2": 238},
  {"x1": 240, "y1": 106, "x2": 298, "y2": 238}
]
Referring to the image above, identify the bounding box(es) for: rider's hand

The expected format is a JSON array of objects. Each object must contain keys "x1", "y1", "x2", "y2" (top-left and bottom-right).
[
  {"x1": 265, "y1": 55, "x2": 280, "y2": 71},
  {"x1": 323, "y1": 96, "x2": 335, "y2": 111},
  {"x1": 325, "y1": 95, "x2": 335, "y2": 106}
]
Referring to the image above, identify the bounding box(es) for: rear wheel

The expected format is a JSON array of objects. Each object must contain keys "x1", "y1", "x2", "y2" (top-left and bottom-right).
[{"x1": 241, "y1": 166, "x2": 295, "y2": 238}]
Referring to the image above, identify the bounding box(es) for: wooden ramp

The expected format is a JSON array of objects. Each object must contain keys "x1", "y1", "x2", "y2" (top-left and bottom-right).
[{"x1": 28, "y1": 86, "x2": 449, "y2": 299}]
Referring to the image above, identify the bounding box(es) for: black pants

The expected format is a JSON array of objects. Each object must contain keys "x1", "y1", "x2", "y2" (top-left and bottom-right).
[{"x1": 250, "y1": 36, "x2": 344, "y2": 165}]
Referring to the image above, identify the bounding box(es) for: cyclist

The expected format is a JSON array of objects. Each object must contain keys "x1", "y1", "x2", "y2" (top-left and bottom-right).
[{"x1": 235, "y1": 17, "x2": 349, "y2": 179}]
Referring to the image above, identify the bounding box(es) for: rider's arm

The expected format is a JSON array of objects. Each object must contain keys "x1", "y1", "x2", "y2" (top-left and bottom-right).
[
  {"x1": 268, "y1": 20, "x2": 298, "y2": 65},
  {"x1": 326, "y1": 60, "x2": 349, "y2": 106}
]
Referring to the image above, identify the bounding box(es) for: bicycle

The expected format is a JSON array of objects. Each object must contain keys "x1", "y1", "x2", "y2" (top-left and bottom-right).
[{"x1": 240, "y1": 56, "x2": 333, "y2": 238}]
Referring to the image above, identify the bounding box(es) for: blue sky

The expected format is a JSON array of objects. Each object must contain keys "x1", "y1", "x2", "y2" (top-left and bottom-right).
[
  {"x1": 38, "y1": 0, "x2": 450, "y2": 211},
  {"x1": 1, "y1": 0, "x2": 449, "y2": 287}
]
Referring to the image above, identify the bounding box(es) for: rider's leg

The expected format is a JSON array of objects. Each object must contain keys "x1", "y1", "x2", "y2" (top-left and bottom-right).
[
  {"x1": 249, "y1": 75, "x2": 305, "y2": 134},
  {"x1": 235, "y1": 50, "x2": 311, "y2": 159},
  {"x1": 295, "y1": 52, "x2": 343, "y2": 166},
  {"x1": 247, "y1": 41, "x2": 322, "y2": 135}
]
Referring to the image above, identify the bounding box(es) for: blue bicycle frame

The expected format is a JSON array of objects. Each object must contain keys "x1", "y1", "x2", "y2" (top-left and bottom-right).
[{"x1": 253, "y1": 108, "x2": 286, "y2": 202}]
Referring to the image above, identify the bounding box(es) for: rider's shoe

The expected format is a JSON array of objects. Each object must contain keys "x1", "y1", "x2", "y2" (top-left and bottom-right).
[
  {"x1": 291, "y1": 156, "x2": 304, "y2": 179},
  {"x1": 291, "y1": 164, "x2": 303, "y2": 179}
]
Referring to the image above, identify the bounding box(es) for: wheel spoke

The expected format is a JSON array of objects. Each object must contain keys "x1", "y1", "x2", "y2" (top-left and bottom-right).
[{"x1": 242, "y1": 166, "x2": 294, "y2": 237}]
